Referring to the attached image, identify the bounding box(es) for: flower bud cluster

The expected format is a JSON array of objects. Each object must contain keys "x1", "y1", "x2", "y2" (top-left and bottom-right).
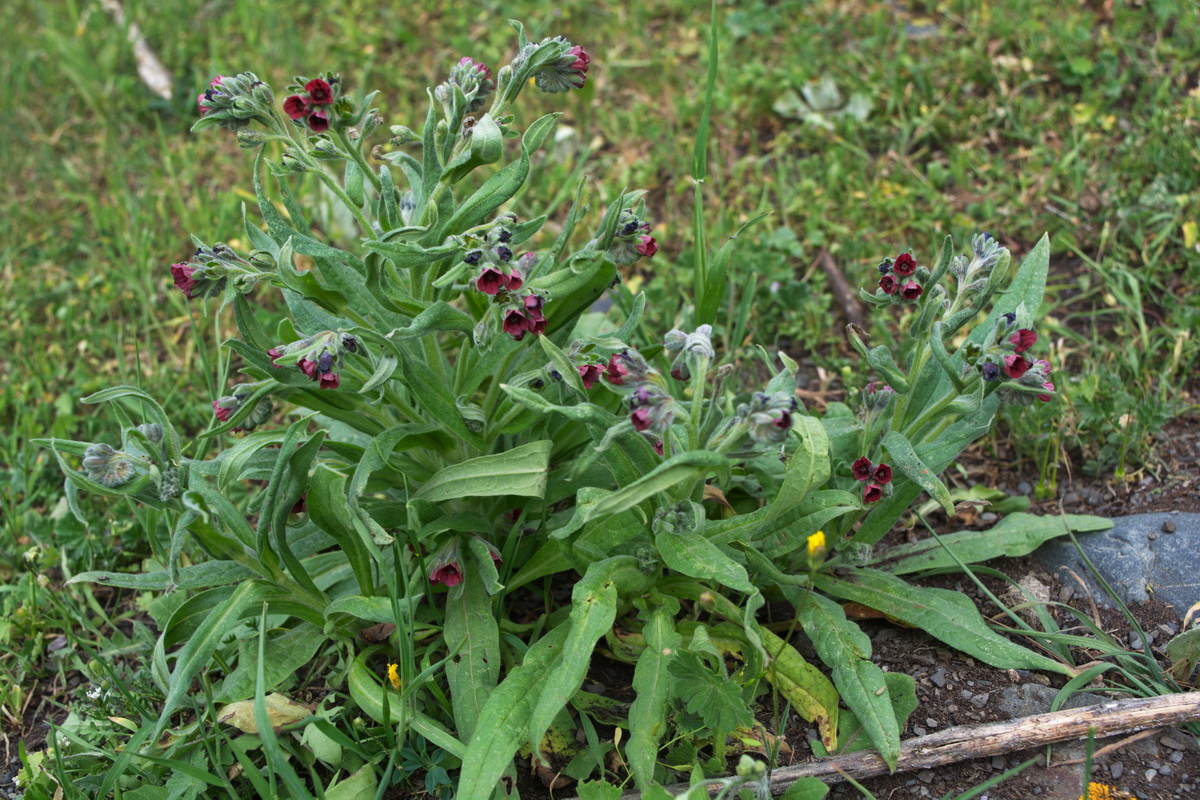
[
  {"x1": 851, "y1": 456, "x2": 893, "y2": 504},
  {"x1": 735, "y1": 391, "x2": 798, "y2": 445},
  {"x1": 515, "y1": 37, "x2": 591, "y2": 94},
  {"x1": 876, "y1": 251, "x2": 923, "y2": 302},
  {"x1": 212, "y1": 384, "x2": 274, "y2": 432},
  {"x1": 268, "y1": 331, "x2": 359, "y2": 390},
  {"x1": 169, "y1": 242, "x2": 273, "y2": 301},
  {"x1": 662, "y1": 324, "x2": 715, "y2": 382},
  {"x1": 196, "y1": 73, "x2": 276, "y2": 130},
  {"x1": 606, "y1": 209, "x2": 658, "y2": 266},
  {"x1": 447, "y1": 57, "x2": 496, "y2": 113},
  {"x1": 862, "y1": 381, "x2": 894, "y2": 412},
  {"x1": 283, "y1": 76, "x2": 340, "y2": 133}
]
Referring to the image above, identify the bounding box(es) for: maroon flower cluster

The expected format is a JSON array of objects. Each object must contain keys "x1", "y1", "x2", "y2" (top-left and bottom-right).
[
  {"x1": 602, "y1": 353, "x2": 630, "y2": 386},
  {"x1": 878, "y1": 252, "x2": 922, "y2": 301},
  {"x1": 577, "y1": 363, "x2": 604, "y2": 389},
  {"x1": 978, "y1": 320, "x2": 1054, "y2": 402},
  {"x1": 502, "y1": 294, "x2": 547, "y2": 341},
  {"x1": 607, "y1": 210, "x2": 658, "y2": 266},
  {"x1": 852, "y1": 456, "x2": 892, "y2": 504},
  {"x1": 428, "y1": 539, "x2": 503, "y2": 588},
  {"x1": 284, "y1": 78, "x2": 337, "y2": 133}
]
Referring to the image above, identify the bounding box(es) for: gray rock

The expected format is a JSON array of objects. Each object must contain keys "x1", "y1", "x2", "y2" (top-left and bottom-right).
[
  {"x1": 1034, "y1": 512, "x2": 1200, "y2": 618},
  {"x1": 969, "y1": 692, "x2": 990, "y2": 708},
  {"x1": 992, "y1": 756, "x2": 1006, "y2": 770},
  {"x1": 1018, "y1": 481, "x2": 1033, "y2": 495},
  {"x1": 1111, "y1": 761, "x2": 1124, "y2": 779},
  {"x1": 996, "y1": 683, "x2": 1104, "y2": 719},
  {"x1": 918, "y1": 769, "x2": 934, "y2": 784},
  {"x1": 930, "y1": 668, "x2": 947, "y2": 688}
]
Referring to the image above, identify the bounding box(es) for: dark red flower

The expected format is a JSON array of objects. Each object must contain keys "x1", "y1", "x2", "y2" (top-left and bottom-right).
[
  {"x1": 430, "y1": 562, "x2": 463, "y2": 587},
  {"x1": 1038, "y1": 381, "x2": 1055, "y2": 402},
  {"x1": 900, "y1": 281, "x2": 923, "y2": 300},
  {"x1": 775, "y1": 409, "x2": 793, "y2": 430},
  {"x1": 503, "y1": 309, "x2": 532, "y2": 340},
  {"x1": 852, "y1": 456, "x2": 874, "y2": 481},
  {"x1": 318, "y1": 372, "x2": 340, "y2": 390},
  {"x1": 298, "y1": 357, "x2": 319, "y2": 380},
  {"x1": 567, "y1": 45, "x2": 590, "y2": 86},
  {"x1": 863, "y1": 483, "x2": 883, "y2": 503},
  {"x1": 291, "y1": 493, "x2": 308, "y2": 515},
  {"x1": 637, "y1": 235, "x2": 658, "y2": 258},
  {"x1": 873, "y1": 463, "x2": 892, "y2": 484},
  {"x1": 653, "y1": 440, "x2": 664, "y2": 456},
  {"x1": 670, "y1": 365, "x2": 690, "y2": 382},
  {"x1": 879, "y1": 275, "x2": 898, "y2": 295},
  {"x1": 477, "y1": 268, "x2": 509, "y2": 295},
  {"x1": 631, "y1": 408, "x2": 652, "y2": 432},
  {"x1": 893, "y1": 253, "x2": 917, "y2": 277},
  {"x1": 170, "y1": 263, "x2": 197, "y2": 298},
  {"x1": 603, "y1": 353, "x2": 629, "y2": 385},
  {"x1": 1003, "y1": 355, "x2": 1030, "y2": 379},
  {"x1": 212, "y1": 400, "x2": 233, "y2": 422},
  {"x1": 506, "y1": 271, "x2": 524, "y2": 292},
  {"x1": 283, "y1": 94, "x2": 309, "y2": 120},
  {"x1": 524, "y1": 294, "x2": 544, "y2": 313},
  {"x1": 578, "y1": 363, "x2": 603, "y2": 389},
  {"x1": 308, "y1": 109, "x2": 330, "y2": 133},
  {"x1": 197, "y1": 92, "x2": 209, "y2": 116},
  {"x1": 1009, "y1": 328, "x2": 1037, "y2": 354},
  {"x1": 268, "y1": 347, "x2": 286, "y2": 366},
  {"x1": 305, "y1": 78, "x2": 334, "y2": 105}
]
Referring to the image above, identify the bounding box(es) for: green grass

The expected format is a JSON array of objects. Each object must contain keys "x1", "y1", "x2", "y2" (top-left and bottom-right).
[{"x1": 1, "y1": 0, "x2": 1198, "y2": 792}]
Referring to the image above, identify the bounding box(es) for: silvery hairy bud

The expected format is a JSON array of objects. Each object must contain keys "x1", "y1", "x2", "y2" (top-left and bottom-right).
[
  {"x1": 82, "y1": 443, "x2": 137, "y2": 488},
  {"x1": 663, "y1": 324, "x2": 714, "y2": 382},
  {"x1": 737, "y1": 391, "x2": 797, "y2": 445},
  {"x1": 236, "y1": 129, "x2": 270, "y2": 149},
  {"x1": 390, "y1": 125, "x2": 418, "y2": 144}
]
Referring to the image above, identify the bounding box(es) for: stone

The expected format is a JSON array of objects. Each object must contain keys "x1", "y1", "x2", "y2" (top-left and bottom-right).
[
  {"x1": 969, "y1": 692, "x2": 990, "y2": 708},
  {"x1": 992, "y1": 755, "x2": 1006, "y2": 770},
  {"x1": 1161, "y1": 736, "x2": 1187, "y2": 750},
  {"x1": 996, "y1": 683, "x2": 1104, "y2": 719},
  {"x1": 1110, "y1": 761, "x2": 1124, "y2": 779},
  {"x1": 1018, "y1": 481, "x2": 1033, "y2": 495},
  {"x1": 918, "y1": 769, "x2": 934, "y2": 784},
  {"x1": 930, "y1": 668, "x2": 947, "y2": 688},
  {"x1": 1163, "y1": 520, "x2": 1177, "y2": 533},
  {"x1": 1033, "y1": 512, "x2": 1200, "y2": 619}
]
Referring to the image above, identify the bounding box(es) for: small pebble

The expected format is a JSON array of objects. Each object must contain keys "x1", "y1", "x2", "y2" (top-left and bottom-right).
[
  {"x1": 1162, "y1": 520, "x2": 1177, "y2": 533},
  {"x1": 925, "y1": 718, "x2": 938, "y2": 728},
  {"x1": 981, "y1": 512, "x2": 998, "y2": 524},
  {"x1": 1146, "y1": 768, "x2": 1158, "y2": 782},
  {"x1": 1062, "y1": 491, "x2": 1081, "y2": 505},
  {"x1": 1148, "y1": 531, "x2": 1158, "y2": 541},
  {"x1": 931, "y1": 669, "x2": 947, "y2": 688},
  {"x1": 918, "y1": 769, "x2": 934, "y2": 784},
  {"x1": 1160, "y1": 764, "x2": 1173, "y2": 777},
  {"x1": 1111, "y1": 761, "x2": 1124, "y2": 779},
  {"x1": 970, "y1": 693, "x2": 990, "y2": 708},
  {"x1": 1017, "y1": 481, "x2": 1033, "y2": 495},
  {"x1": 992, "y1": 756, "x2": 1006, "y2": 770},
  {"x1": 1172, "y1": 751, "x2": 1184, "y2": 763},
  {"x1": 1161, "y1": 736, "x2": 1187, "y2": 750},
  {"x1": 912, "y1": 726, "x2": 926, "y2": 736}
]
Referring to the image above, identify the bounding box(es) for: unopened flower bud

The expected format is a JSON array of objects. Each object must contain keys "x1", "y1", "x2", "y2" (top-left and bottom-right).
[
  {"x1": 82, "y1": 443, "x2": 136, "y2": 488},
  {"x1": 236, "y1": 129, "x2": 270, "y2": 149}
]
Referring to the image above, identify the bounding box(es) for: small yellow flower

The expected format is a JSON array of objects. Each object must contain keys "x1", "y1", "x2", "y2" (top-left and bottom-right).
[
  {"x1": 386, "y1": 662, "x2": 401, "y2": 690},
  {"x1": 1079, "y1": 783, "x2": 1126, "y2": 800},
  {"x1": 807, "y1": 530, "x2": 826, "y2": 559}
]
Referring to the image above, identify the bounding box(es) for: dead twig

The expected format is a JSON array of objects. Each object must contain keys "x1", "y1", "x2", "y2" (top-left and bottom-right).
[
  {"x1": 815, "y1": 248, "x2": 865, "y2": 328},
  {"x1": 99, "y1": 0, "x2": 174, "y2": 101},
  {"x1": 598, "y1": 692, "x2": 1200, "y2": 798}
]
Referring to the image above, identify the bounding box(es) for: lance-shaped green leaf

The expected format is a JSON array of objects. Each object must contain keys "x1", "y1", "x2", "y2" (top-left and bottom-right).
[
  {"x1": 308, "y1": 464, "x2": 377, "y2": 594},
  {"x1": 656, "y1": 532, "x2": 755, "y2": 595},
  {"x1": 627, "y1": 596, "x2": 682, "y2": 791},
  {"x1": 881, "y1": 429, "x2": 955, "y2": 516},
  {"x1": 816, "y1": 568, "x2": 1072, "y2": 675},
  {"x1": 527, "y1": 558, "x2": 624, "y2": 764},
  {"x1": 67, "y1": 559, "x2": 256, "y2": 591},
  {"x1": 323, "y1": 594, "x2": 423, "y2": 626},
  {"x1": 868, "y1": 513, "x2": 1112, "y2": 574},
  {"x1": 456, "y1": 625, "x2": 570, "y2": 796},
  {"x1": 414, "y1": 440, "x2": 551, "y2": 502},
  {"x1": 82, "y1": 385, "x2": 181, "y2": 462},
  {"x1": 382, "y1": 301, "x2": 474, "y2": 341},
  {"x1": 695, "y1": 211, "x2": 771, "y2": 326},
  {"x1": 792, "y1": 590, "x2": 899, "y2": 770},
  {"x1": 215, "y1": 622, "x2": 325, "y2": 704},
  {"x1": 445, "y1": 549, "x2": 502, "y2": 740},
  {"x1": 766, "y1": 415, "x2": 831, "y2": 519},
  {"x1": 583, "y1": 450, "x2": 730, "y2": 523},
  {"x1": 154, "y1": 580, "x2": 277, "y2": 739},
  {"x1": 347, "y1": 648, "x2": 467, "y2": 757}
]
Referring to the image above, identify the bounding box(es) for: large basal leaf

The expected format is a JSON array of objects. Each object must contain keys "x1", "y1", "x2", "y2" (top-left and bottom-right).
[
  {"x1": 656, "y1": 532, "x2": 755, "y2": 595},
  {"x1": 627, "y1": 597, "x2": 682, "y2": 791},
  {"x1": 445, "y1": 551, "x2": 501, "y2": 741},
  {"x1": 792, "y1": 590, "x2": 899, "y2": 770},
  {"x1": 765, "y1": 414, "x2": 831, "y2": 519},
  {"x1": 455, "y1": 626, "x2": 570, "y2": 797},
  {"x1": 215, "y1": 623, "x2": 325, "y2": 704},
  {"x1": 816, "y1": 569, "x2": 1072, "y2": 675},
  {"x1": 413, "y1": 440, "x2": 552, "y2": 502},
  {"x1": 868, "y1": 513, "x2": 1112, "y2": 574},
  {"x1": 583, "y1": 450, "x2": 730, "y2": 523},
  {"x1": 346, "y1": 650, "x2": 466, "y2": 757},
  {"x1": 527, "y1": 559, "x2": 625, "y2": 761}
]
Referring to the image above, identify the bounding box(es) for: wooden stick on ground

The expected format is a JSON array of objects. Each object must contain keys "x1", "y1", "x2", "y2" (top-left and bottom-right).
[
  {"x1": 605, "y1": 692, "x2": 1200, "y2": 799},
  {"x1": 815, "y1": 248, "x2": 865, "y2": 329}
]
